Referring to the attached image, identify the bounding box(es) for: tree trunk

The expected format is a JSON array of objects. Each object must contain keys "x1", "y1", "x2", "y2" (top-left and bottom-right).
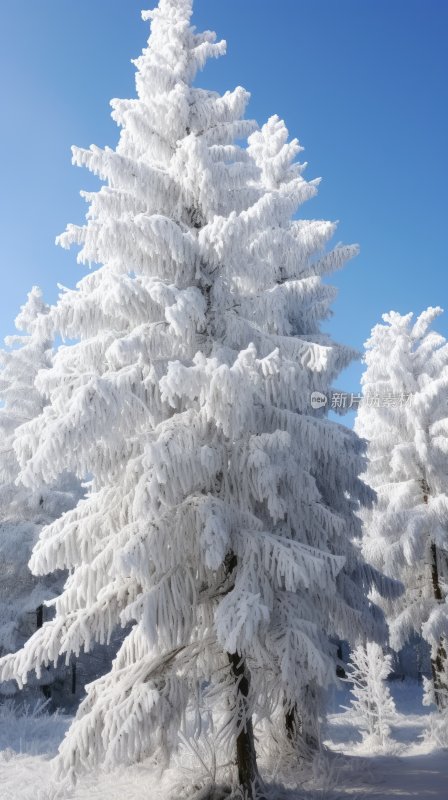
[
  {"x1": 35, "y1": 604, "x2": 52, "y2": 699},
  {"x1": 430, "y1": 541, "x2": 448, "y2": 709},
  {"x1": 285, "y1": 702, "x2": 298, "y2": 742},
  {"x1": 422, "y1": 479, "x2": 447, "y2": 710},
  {"x1": 227, "y1": 651, "x2": 265, "y2": 800},
  {"x1": 284, "y1": 692, "x2": 319, "y2": 753},
  {"x1": 224, "y1": 551, "x2": 264, "y2": 797},
  {"x1": 36, "y1": 604, "x2": 44, "y2": 629},
  {"x1": 336, "y1": 642, "x2": 346, "y2": 678}
]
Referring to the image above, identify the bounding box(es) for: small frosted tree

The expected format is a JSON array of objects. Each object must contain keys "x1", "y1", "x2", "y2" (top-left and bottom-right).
[
  {"x1": 345, "y1": 643, "x2": 396, "y2": 749},
  {"x1": 355, "y1": 307, "x2": 448, "y2": 709},
  {"x1": 0, "y1": 288, "x2": 78, "y2": 696},
  {"x1": 0, "y1": 2, "x2": 394, "y2": 795}
]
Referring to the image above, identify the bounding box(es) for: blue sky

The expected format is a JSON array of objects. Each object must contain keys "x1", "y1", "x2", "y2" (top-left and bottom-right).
[{"x1": 1, "y1": 0, "x2": 447, "y2": 414}]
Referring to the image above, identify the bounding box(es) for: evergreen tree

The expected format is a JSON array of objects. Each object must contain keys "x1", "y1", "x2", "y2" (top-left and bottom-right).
[
  {"x1": 344, "y1": 642, "x2": 396, "y2": 749},
  {"x1": 0, "y1": 2, "x2": 393, "y2": 794},
  {"x1": 355, "y1": 307, "x2": 448, "y2": 709},
  {"x1": 0, "y1": 288, "x2": 78, "y2": 697}
]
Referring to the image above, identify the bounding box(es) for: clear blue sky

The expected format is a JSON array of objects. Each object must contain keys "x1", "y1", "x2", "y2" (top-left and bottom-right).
[{"x1": 1, "y1": 0, "x2": 447, "y2": 410}]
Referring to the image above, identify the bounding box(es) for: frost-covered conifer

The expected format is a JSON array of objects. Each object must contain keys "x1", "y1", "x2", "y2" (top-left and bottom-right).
[
  {"x1": 355, "y1": 308, "x2": 448, "y2": 709},
  {"x1": 0, "y1": 288, "x2": 77, "y2": 695},
  {"x1": 0, "y1": 2, "x2": 393, "y2": 795},
  {"x1": 345, "y1": 642, "x2": 396, "y2": 749}
]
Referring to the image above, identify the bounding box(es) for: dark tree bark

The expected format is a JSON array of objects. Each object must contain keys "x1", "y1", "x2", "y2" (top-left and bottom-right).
[
  {"x1": 36, "y1": 604, "x2": 52, "y2": 699},
  {"x1": 336, "y1": 643, "x2": 346, "y2": 678},
  {"x1": 227, "y1": 651, "x2": 265, "y2": 799},
  {"x1": 224, "y1": 551, "x2": 265, "y2": 799},
  {"x1": 36, "y1": 604, "x2": 44, "y2": 629},
  {"x1": 285, "y1": 702, "x2": 298, "y2": 742},
  {"x1": 284, "y1": 693, "x2": 319, "y2": 753},
  {"x1": 429, "y1": 541, "x2": 448, "y2": 709},
  {"x1": 422, "y1": 479, "x2": 447, "y2": 710}
]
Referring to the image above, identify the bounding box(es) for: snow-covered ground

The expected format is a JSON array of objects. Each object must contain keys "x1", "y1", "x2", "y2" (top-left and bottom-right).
[
  {"x1": 323, "y1": 680, "x2": 448, "y2": 799},
  {"x1": 1, "y1": 682, "x2": 447, "y2": 799}
]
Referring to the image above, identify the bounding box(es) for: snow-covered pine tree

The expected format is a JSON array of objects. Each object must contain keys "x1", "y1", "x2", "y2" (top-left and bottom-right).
[
  {"x1": 355, "y1": 308, "x2": 448, "y2": 710},
  {"x1": 344, "y1": 642, "x2": 396, "y2": 749},
  {"x1": 0, "y1": 2, "x2": 395, "y2": 794},
  {"x1": 0, "y1": 287, "x2": 78, "y2": 697}
]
